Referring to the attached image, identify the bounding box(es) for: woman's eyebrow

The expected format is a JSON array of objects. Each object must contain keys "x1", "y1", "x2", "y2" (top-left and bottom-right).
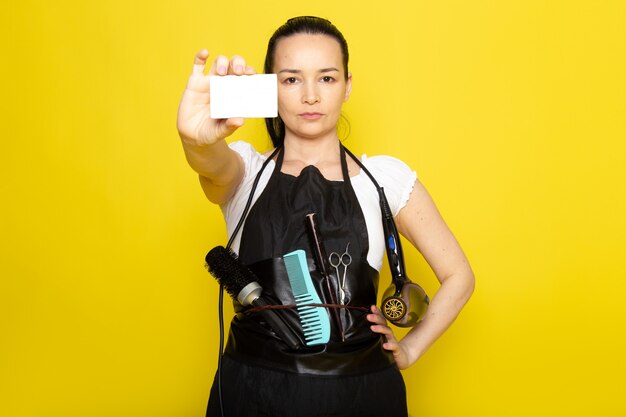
[{"x1": 278, "y1": 67, "x2": 340, "y2": 74}]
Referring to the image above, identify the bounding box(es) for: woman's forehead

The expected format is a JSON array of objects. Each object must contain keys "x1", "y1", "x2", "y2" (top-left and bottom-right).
[{"x1": 273, "y1": 34, "x2": 343, "y2": 70}]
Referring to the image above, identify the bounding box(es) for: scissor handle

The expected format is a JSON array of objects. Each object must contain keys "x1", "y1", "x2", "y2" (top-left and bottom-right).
[
  {"x1": 339, "y1": 242, "x2": 352, "y2": 265},
  {"x1": 340, "y1": 251, "x2": 352, "y2": 266},
  {"x1": 328, "y1": 252, "x2": 342, "y2": 268}
]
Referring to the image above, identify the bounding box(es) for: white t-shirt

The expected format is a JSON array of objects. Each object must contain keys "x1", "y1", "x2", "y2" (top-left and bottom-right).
[{"x1": 221, "y1": 141, "x2": 417, "y2": 271}]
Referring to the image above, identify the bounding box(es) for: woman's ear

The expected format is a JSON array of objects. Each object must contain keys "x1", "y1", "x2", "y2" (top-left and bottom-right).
[{"x1": 344, "y1": 72, "x2": 353, "y2": 102}]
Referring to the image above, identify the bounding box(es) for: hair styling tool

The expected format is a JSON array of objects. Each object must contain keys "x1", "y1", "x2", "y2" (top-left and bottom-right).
[
  {"x1": 305, "y1": 213, "x2": 344, "y2": 338},
  {"x1": 283, "y1": 249, "x2": 331, "y2": 345},
  {"x1": 328, "y1": 243, "x2": 352, "y2": 305},
  {"x1": 377, "y1": 188, "x2": 430, "y2": 326},
  {"x1": 342, "y1": 146, "x2": 430, "y2": 327},
  {"x1": 206, "y1": 246, "x2": 302, "y2": 350}
]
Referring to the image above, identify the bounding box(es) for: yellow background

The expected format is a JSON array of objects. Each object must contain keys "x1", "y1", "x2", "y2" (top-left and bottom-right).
[{"x1": 2, "y1": 1, "x2": 625, "y2": 416}]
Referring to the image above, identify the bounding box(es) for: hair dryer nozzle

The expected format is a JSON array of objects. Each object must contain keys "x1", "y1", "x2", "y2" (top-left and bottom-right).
[{"x1": 381, "y1": 280, "x2": 430, "y2": 327}]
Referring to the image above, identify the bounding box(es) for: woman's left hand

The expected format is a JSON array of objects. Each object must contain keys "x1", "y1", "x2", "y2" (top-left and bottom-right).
[{"x1": 367, "y1": 305, "x2": 413, "y2": 370}]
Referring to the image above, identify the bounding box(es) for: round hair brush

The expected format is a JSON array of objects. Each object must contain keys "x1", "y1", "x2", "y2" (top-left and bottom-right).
[{"x1": 205, "y1": 246, "x2": 302, "y2": 350}]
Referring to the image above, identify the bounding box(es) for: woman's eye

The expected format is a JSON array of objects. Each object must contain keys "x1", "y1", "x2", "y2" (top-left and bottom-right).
[
  {"x1": 285, "y1": 77, "x2": 297, "y2": 84},
  {"x1": 321, "y1": 76, "x2": 335, "y2": 82}
]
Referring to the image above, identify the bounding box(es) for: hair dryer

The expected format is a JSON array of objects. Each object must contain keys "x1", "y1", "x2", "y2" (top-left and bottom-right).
[{"x1": 378, "y1": 188, "x2": 430, "y2": 327}]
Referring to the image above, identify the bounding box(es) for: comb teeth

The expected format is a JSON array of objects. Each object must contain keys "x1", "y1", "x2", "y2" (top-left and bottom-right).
[{"x1": 283, "y1": 250, "x2": 331, "y2": 346}]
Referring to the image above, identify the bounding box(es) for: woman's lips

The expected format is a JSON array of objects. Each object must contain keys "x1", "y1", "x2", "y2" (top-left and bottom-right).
[{"x1": 299, "y1": 112, "x2": 323, "y2": 120}]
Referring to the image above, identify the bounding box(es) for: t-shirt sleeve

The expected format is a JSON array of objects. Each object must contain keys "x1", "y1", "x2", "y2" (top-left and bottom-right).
[
  {"x1": 220, "y1": 141, "x2": 268, "y2": 229},
  {"x1": 361, "y1": 155, "x2": 417, "y2": 217}
]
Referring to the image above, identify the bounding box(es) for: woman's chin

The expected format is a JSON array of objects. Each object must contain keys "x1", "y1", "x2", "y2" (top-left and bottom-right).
[{"x1": 285, "y1": 125, "x2": 337, "y2": 141}]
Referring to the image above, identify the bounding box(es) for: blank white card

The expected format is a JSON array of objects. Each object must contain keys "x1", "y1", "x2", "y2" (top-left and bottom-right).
[{"x1": 210, "y1": 74, "x2": 278, "y2": 119}]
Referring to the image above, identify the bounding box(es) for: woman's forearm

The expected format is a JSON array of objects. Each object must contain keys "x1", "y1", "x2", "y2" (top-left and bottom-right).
[
  {"x1": 400, "y1": 270, "x2": 475, "y2": 366},
  {"x1": 180, "y1": 137, "x2": 237, "y2": 179},
  {"x1": 179, "y1": 137, "x2": 244, "y2": 204}
]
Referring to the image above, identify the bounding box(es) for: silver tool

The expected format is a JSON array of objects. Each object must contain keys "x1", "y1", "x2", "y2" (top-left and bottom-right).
[{"x1": 328, "y1": 242, "x2": 352, "y2": 304}]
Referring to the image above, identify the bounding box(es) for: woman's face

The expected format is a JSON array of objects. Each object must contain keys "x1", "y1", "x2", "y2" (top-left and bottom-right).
[{"x1": 272, "y1": 33, "x2": 352, "y2": 141}]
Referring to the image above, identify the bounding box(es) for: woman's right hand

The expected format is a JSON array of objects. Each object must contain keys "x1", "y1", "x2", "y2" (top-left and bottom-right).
[{"x1": 177, "y1": 49, "x2": 256, "y2": 146}]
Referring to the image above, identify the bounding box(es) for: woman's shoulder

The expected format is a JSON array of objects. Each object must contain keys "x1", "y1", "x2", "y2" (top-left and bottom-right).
[
  {"x1": 356, "y1": 153, "x2": 417, "y2": 216},
  {"x1": 228, "y1": 140, "x2": 275, "y2": 175},
  {"x1": 229, "y1": 140, "x2": 265, "y2": 159},
  {"x1": 221, "y1": 140, "x2": 275, "y2": 215},
  {"x1": 360, "y1": 153, "x2": 416, "y2": 180}
]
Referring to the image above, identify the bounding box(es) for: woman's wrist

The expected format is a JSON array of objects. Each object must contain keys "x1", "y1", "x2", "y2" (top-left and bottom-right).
[
  {"x1": 179, "y1": 130, "x2": 221, "y2": 148},
  {"x1": 398, "y1": 338, "x2": 420, "y2": 367}
]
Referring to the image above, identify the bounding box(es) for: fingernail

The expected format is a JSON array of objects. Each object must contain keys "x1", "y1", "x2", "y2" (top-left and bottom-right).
[
  {"x1": 218, "y1": 66, "x2": 226, "y2": 74},
  {"x1": 235, "y1": 65, "x2": 243, "y2": 73}
]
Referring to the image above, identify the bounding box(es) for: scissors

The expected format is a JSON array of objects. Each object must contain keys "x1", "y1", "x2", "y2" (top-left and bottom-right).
[{"x1": 328, "y1": 242, "x2": 352, "y2": 304}]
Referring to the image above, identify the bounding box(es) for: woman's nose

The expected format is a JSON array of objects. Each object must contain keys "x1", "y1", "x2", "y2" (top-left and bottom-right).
[{"x1": 302, "y1": 83, "x2": 320, "y2": 104}]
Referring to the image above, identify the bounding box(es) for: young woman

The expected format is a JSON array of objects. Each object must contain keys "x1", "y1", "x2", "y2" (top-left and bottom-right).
[{"x1": 177, "y1": 16, "x2": 474, "y2": 417}]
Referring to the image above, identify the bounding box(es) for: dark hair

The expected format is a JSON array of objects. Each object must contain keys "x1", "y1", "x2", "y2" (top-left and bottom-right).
[{"x1": 264, "y1": 16, "x2": 350, "y2": 148}]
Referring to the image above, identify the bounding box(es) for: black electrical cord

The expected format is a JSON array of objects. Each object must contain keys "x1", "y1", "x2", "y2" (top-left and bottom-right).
[
  {"x1": 214, "y1": 147, "x2": 281, "y2": 417},
  {"x1": 217, "y1": 285, "x2": 224, "y2": 417}
]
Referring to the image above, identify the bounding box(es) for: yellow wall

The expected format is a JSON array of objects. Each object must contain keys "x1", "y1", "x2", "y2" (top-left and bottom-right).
[{"x1": 2, "y1": 1, "x2": 625, "y2": 416}]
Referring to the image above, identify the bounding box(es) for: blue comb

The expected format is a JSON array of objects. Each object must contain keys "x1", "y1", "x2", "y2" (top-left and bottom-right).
[{"x1": 283, "y1": 249, "x2": 331, "y2": 346}]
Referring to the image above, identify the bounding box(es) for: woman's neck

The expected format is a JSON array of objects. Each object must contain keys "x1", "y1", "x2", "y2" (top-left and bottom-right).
[{"x1": 282, "y1": 133, "x2": 340, "y2": 166}]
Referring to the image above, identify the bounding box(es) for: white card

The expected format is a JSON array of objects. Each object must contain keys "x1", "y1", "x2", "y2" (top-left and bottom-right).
[{"x1": 210, "y1": 74, "x2": 278, "y2": 119}]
